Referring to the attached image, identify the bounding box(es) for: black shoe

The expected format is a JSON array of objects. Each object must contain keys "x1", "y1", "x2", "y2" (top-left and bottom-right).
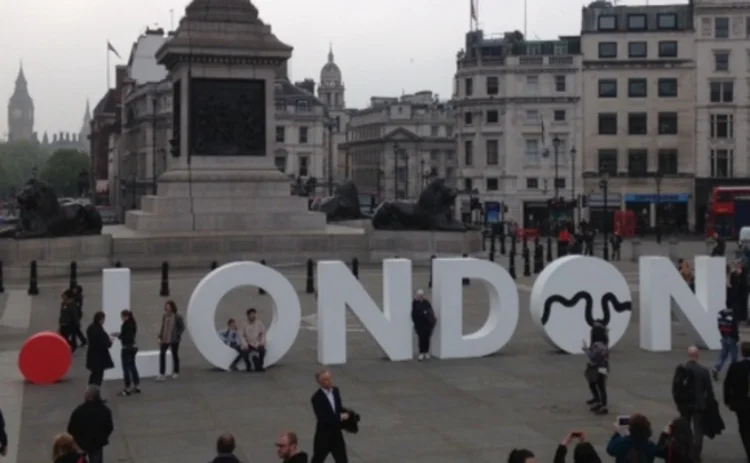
[
  {"x1": 590, "y1": 404, "x2": 602, "y2": 412},
  {"x1": 80, "y1": 341, "x2": 87, "y2": 347},
  {"x1": 595, "y1": 407, "x2": 609, "y2": 415},
  {"x1": 586, "y1": 398, "x2": 599, "y2": 405},
  {"x1": 132, "y1": 387, "x2": 141, "y2": 394},
  {"x1": 117, "y1": 389, "x2": 131, "y2": 397},
  {"x1": 229, "y1": 365, "x2": 239, "y2": 372},
  {"x1": 712, "y1": 369, "x2": 719, "y2": 381}
]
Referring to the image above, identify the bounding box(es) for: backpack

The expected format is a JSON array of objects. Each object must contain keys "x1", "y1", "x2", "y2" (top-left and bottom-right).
[
  {"x1": 625, "y1": 448, "x2": 648, "y2": 463},
  {"x1": 672, "y1": 364, "x2": 695, "y2": 406}
]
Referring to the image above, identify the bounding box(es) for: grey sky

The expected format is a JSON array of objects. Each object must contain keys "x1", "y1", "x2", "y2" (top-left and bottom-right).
[{"x1": 0, "y1": 0, "x2": 661, "y2": 137}]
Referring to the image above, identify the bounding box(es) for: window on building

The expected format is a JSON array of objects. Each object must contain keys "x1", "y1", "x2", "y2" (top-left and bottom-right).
[
  {"x1": 598, "y1": 79, "x2": 617, "y2": 98},
  {"x1": 554, "y1": 75, "x2": 566, "y2": 92},
  {"x1": 431, "y1": 125, "x2": 439, "y2": 137},
  {"x1": 464, "y1": 140, "x2": 473, "y2": 166},
  {"x1": 710, "y1": 81, "x2": 734, "y2": 102},
  {"x1": 598, "y1": 113, "x2": 618, "y2": 135},
  {"x1": 554, "y1": 110, "x2": 566, "y2": 121},
  {"x1": 628, "y1": 78, "x2": 647, "y2": 97},
  {"x1": 274, "y1": 155, "x2": 287, "y2": 173},
  {"x1": 486, "y1": 178, "x2": 499, "y2": 191},
  {"x1": 275, "y1": 126, "x2": 285, "y2": 143},
  {"x1": 628, "y1": 150, "x2": 648, "y2": 176},
  {"x1": 628, "y1": 41, "x2": 647, "y2": 58},
  {"x1": 464, "y1": 112, "x2": 473, "y2": 125},
  {"x1": 486, "y1": 76, "x2": 499, "y2": 95},
  {"x1": 711, "y1": 149, "x2": 734, "y2": 177},
  {"x1": 710, "y1": 114, "x2": 734, "y2": 138},
  {"x1": 658, "y1": 149, "x2": 678, "y2": 174},
  {"x1": 486, "y1": 139, "x2": 499, "y2": 165},
  {"x1": 298, "y1": 155, "x2": 309, "y2": 177},
  {"x1": 628, "y1": 113, "x2": 648, "y2": 135},
  {"x1": 714, "y1": 52, "x2": 730, "y2": 71},
  {"x1": 525, "y1": 109, "x2": 539, "y2": 124},
  {"x1": 657, "y1": 13, "x2": 677, "y2": 30},
  {"x1": 430, "y1": 150, "x2": 439, "y2": 161},
  {"x1": 598, "y1": 149, "x2": 618, "y2": 175},
  {"x1": 526, "y1": 177, "x2": 539, "y2": 189},
  {"x1": 627, "y1": 14, "x2": 647, "y2": 30},
  {"x1": 598, "y1": 15, "x2": 617, "y2": 31},
  {"x1": 462, "y1": 178, "x2": 473, "y2": 192},
  {"x1": 598, "y1": 42, "x2": 618, "y2": 58},
  {"x1": 658, "y1": 78, "x2": 678, "y2": 97},
  {"x1": 525, "y1": 139, "x2": 540, "y2": 159},
  {"x1": 296, "y1": 100, "x2": 309, "y2": 112},
  {"x1": 554, "y1": 178, "x2": 566, "y2": 189},
  {"x1": 715, "y1": 17, "x2": 730, "y2": 38},
  {"x1": 526, "y1": 75, "x2": 539, "y2": 92},
  {"x1": 658, "y1": 41, "x2": 678, "y2": 57},
  {"x1": 299, "y1": 126, "x2": 308, "y2": 143},
  {"x1": 465, "y1": 78, "x2": 473, "y2": 96},
  {"x1": 658, "y1": 112, "x2": 678, "y2": 134},
  {"x1": 486, "y1": 110, "x2": 499, "y2": 123}
]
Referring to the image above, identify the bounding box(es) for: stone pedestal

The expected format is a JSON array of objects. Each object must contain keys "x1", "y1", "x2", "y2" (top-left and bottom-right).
[{"x1": 125, "y1": 0, "x2": 325, "y2": 233}]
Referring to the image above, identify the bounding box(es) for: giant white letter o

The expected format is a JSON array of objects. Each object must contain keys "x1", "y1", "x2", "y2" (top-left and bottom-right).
[
  {"x1": 530, "y1": 255, "x2": 632, "y2": 354},
  {"x1": 187, "y1": 262, "x2": 302, "y2": 370}
]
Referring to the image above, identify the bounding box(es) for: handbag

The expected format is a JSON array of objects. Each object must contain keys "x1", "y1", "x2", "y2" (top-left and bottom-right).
[{"x1": 584, "y1": 365, "x2": 599, "y2": 383}]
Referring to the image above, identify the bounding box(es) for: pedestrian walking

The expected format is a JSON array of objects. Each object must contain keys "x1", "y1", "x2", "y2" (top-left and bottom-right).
[
  {"x1": 85, "y1": 311, "x2": 114, "y2": 386},
  {"x1": 672, "y1": 346, "x2": 714, "y2": 461},
  {"x1": 724, "y1": 341, "x2": 750, "y2": 461},
  {"x1": 712, "y1": 304, "x2": 738, "y2": 380},
  {"x1": 67, "y1": 385, "x2": 113, "y2": 463},
  {"x1": 71, "y1": 285, "x2": 87, "y2": 347}
]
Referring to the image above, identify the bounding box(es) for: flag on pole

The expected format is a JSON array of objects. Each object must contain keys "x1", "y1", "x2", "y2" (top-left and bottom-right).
[{"x1": 107, "y1": 41, "x2": 121, "y2": 59}]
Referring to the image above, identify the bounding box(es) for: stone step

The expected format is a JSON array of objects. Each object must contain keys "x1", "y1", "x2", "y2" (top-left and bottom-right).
[
  {"x1": 139, "y1": 195, "x2": 312, "y2": 215},
  {"x1": 125, "y1": 209, "x2": 327, "y2": 233}
]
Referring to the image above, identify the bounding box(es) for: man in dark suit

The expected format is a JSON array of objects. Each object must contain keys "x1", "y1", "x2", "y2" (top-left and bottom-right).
[
  {"x1": 679, "y1": 346, "x2": 714, "y2": 462},
  {"x1": 310, "y1": 370, "x2": 348, "y2": 463},
  {"x1": 724, "y1": 341, "x2": 750, "y2": 460}
]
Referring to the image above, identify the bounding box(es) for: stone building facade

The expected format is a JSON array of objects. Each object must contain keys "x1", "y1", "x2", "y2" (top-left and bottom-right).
[
  {"x1": 454, "y1": 30, "x2": 583, "y2": 227},
  {"x1": 580, "y1": 1, "x2": 696, "y2": 231},
  {"x1": 342, "y1": 91, "x2": 456, "y2": 201}
]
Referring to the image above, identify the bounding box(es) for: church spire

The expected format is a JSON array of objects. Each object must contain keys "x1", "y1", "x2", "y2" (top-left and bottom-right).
[
  {"x1": 328, "y1": 43, "x2": 334, "y2": 64},
  {"x1": 83, "y1": 99, "x2": 91, "y2": 122},
  {"x1": 15, "y1": 61, "x2": 27, "y2": 89}
]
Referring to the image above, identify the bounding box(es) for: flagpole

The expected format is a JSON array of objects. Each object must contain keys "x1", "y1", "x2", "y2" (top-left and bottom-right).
[
  {"x1": 524, "y1": 0, "x2": 528, "y2": 38},
  {"x1": 106, "y1": 46, "x2": 110, "y2": 90}
]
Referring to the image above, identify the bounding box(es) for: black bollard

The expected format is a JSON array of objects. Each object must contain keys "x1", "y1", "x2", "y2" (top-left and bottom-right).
[
  {"x1": 259, "y1": 260, "x2": 267, "y2": 294},
  {"x1": 546, "y1": 236, "x2": 553, "y2": 263},
  {"x1": 28, "y1": 260, "x2": 39, "y2": 295},
  {"x1": 0, "y1": 261, "x2": 5, "y2": 294},
  {"x1": 351, "y1": 257, "x2": 359, "y2": 280},
  {"x1": 210, "y1": 260, "x2": 218, "y2": 270},
  {"x1": 114, "y1": 261, "x2": 122, "y2": 268},
  {"x1": 533, "y1": 239, "x2": 542, "y2": 274},
  {"x1": 428, "y1": 254, "x2": 436, "y2": 288},
  {"x1": 69, "y1": 261, "x2": 78, "y2": 290},
  {"x1": 462, "y1": 253, "x2": 470, "y2": 285},
  {"x1": 305, "y1": 258, "x2": 315, "y2": 294},
  {"x1": 159, "y1": 261, "x2": 170, "y2": 297},
  {"x1": 509, "y1": 250, "x2": 516, "y2": 280},
  {"x1": 488, "y1": 232, "x2": 496, "y2": 262},
  {"x1": 523, "y1": 246, "x2": 531, "y2": 277},
  {"x1": 500, "y1": 234, "x2": 506, "y2": 255}
]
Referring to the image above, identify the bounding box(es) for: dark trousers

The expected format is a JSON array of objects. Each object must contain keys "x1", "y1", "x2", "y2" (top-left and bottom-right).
[
  {"x1": 159, "y1": 342, "x2": 180, "y2": 375},
  {"x1": 121, "y1": 346, "x2": 140, "y2": 389},
  {"x1": 229, "y1": 345, "x2": 251, "y2": 371},
  {"x1": 88, "y1": 369, "x2": 104, "y2": 386},
  {"x1": 416, "y1": 329, "x2": 432, "y2": 354},
  {"x1": 311, "y1": 432, "x2": 348, "y2": 463},
  {"x1": 248, "y1": 346, "x2": 266, "y2": 371},
  {"x1": 588, "y1": 373, "x2": 607, "y2": 406},
  {"x1": 74, "y1": 323, "x2": 87, "y2": 344},
  {"x1": 87, "y1": 448, "x2": 103, "y2": 463},
  {"x1": 60, "y1": 325, "x2": 77, "y2": 351},
  {"x1": 679, "y1": 408, "x2": 704, "y2": 460},
  {"x1": 736, "y1": 410, "x2": 750, "y2": 460},
  {"x1": 612, "y1": 247, "x2": 620, "y2": 261}
]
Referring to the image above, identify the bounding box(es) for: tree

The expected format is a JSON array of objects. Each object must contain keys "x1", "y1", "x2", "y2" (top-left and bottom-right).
[
  {"x1": 39, "y1": 149, "x2": 90, "y2": 197},
  {"x1": 0, "y1": 141, "x2": 49, "y2": 197}
]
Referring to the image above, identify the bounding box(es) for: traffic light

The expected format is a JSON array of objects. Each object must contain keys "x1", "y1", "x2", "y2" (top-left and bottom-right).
[{"x1": 169, "y1": 137, "x2": 179, "y2": 157}]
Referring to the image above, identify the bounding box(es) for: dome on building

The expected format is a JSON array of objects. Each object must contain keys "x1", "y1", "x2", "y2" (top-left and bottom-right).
[{"x1": 319, "y1": 44, "x2": 341, "y2": 84}]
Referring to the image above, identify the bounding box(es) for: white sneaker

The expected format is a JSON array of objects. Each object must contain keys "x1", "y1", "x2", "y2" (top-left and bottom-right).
[
  {"x1": 417, "y1": 354, "x2": 424, "y2": 361},
  {"x1": 425, "y1": 353, "x2": 431, "y2": 359},
  {"x1": 155, "y1": 375, "x2": 165, "y2": 381},
  {"x1": 171, "y1": 373, "x2": 179, "y2": 379}
]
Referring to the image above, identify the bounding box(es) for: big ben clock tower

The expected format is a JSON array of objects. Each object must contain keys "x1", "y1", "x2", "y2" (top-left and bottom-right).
[{"x1": 7, "y1": 63, "x2": 34, "y2": 142}]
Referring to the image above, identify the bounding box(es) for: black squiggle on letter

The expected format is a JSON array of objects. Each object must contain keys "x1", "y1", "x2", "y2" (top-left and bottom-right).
[{"x1": 541, "y1": 291, "x2": 632, "y2": 327}]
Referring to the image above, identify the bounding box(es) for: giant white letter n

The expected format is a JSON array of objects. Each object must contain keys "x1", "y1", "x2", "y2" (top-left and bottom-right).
[{"x1": 317, "y1": 259, "x2": 412, "y2": 365}]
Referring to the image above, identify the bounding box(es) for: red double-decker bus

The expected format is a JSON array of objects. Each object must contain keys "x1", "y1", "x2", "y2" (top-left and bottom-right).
[{"x1": 707, "y1": 186, "x2": 750, "y2": 239}]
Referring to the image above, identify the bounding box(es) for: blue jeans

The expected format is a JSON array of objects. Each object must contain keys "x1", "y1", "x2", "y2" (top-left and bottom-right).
[{"x1": 714, "y1": 336, "x2": 738, "y2": 372}]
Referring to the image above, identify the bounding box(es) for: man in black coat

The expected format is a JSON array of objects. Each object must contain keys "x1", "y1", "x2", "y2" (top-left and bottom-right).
[
  {"x1": 310, "y1": 370, "x2": 348, "y2": 463},
  {"x1": 411, "y1": 289, "x2": 436, "y2": 361},
  {"x1": 724, "y1": 341, "x2": 750, "y2": 461},
  {"x1": 678, "y1": 346, "x2": 714, "y2": 461},
  {"x1": 0, "y1": 408, "x2": 7, "y2": 456},
  {"x1": 85, "y1": 311, "x2": 114, "y2": 386},
  {"x1": 67, "y1": 385, "x2": 113, "y2": 463}
]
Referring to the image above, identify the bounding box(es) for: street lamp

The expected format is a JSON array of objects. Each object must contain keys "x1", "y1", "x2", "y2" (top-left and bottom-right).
[
  {"x1": 570, "y1": 146, "x2": 577, "y2": 224},
  {"x1": 655, "y1": 171, "x2": 663, "y2": 244},
  {"x1": 393, "y1": 142, "x2": 400, "y2": 199},
  {"x1": 599, "y1": 173, "x2": 609, "y2": 261},
  {"x1": 325, "y1": 117, "x2": 336, "y2": 196},
  {"x1": 552, "y1": 136, "x2": 561, "y2": 236}
]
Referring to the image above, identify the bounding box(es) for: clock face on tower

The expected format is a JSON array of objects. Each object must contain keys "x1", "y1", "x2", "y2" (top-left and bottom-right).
[{"x1": 11, "y1": 109, "x2": 21, "y2": 119}]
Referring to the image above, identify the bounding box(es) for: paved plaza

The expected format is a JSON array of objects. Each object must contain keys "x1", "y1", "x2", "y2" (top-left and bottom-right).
[{"x1": 0, "y1": 243, "x2": 746, "y2": 463}]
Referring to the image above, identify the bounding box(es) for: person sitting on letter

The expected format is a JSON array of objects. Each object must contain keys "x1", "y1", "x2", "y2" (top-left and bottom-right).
[
  {"x1": 242, "y1": 308, "x2": 266, "y2": 372},
  {"x1": 219, "y1": 318, "x2": 251, "y2": 372}
]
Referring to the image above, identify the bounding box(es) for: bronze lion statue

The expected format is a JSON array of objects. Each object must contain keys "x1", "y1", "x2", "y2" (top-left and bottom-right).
[
  {"x1": 371, "y1": 178, "x2": 466, "y2": 231},
  {"x1": 0, "y1": 179, "x2": 103, "y2": 239},
  {"x1": 310, "y1": 181, "x2": 365, "y2": 221}
]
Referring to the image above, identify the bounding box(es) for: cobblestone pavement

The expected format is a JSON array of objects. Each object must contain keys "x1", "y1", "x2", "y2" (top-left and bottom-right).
[{"x1": 1, "y1": 250, "x2": 746, "y2": 463}]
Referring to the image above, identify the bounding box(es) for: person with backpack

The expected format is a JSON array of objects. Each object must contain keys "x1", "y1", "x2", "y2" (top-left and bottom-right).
[
  {"x1": 606, "y1": 413, "x2": 657, "y2": 463},
  {"x1": 655, "y1": 418, "x2": 694, "y2": 463},
  {"x1": 712, "y1": 302, "x2": 739, "y2": 381},
  {"x1": 672, "y1": 346, "x2": 713, "y2": 462}
]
